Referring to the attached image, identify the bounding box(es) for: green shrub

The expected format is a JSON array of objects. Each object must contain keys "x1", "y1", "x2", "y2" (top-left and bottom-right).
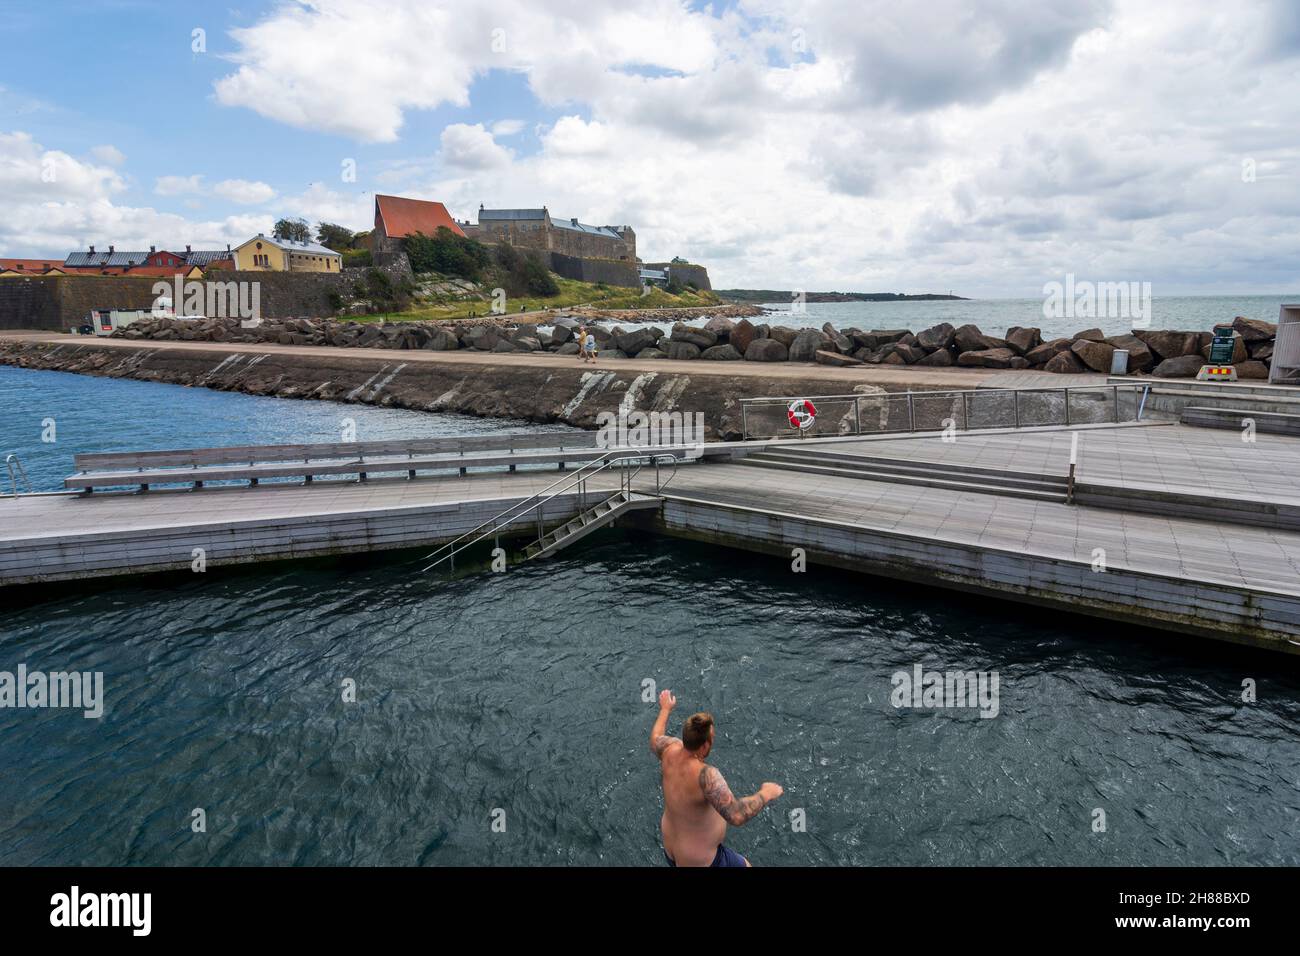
[{"x1": 405, "y1": 227, "x2": 491, "y2": 280}]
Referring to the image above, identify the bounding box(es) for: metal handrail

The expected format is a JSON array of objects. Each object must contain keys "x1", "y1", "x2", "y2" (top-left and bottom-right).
[
  {"x1": 4, "y1": 454, "x2": 32, "y2": 497},
  {"x1": 419, "y1": 448, "x2": 685, "y2": 572},
  {"x1": 739, "y1": 383, "x2": 1137, "y2": 439}
]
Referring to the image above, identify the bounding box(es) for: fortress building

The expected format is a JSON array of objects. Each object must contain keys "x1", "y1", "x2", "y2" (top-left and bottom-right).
[{"x1": 462, "y1": 206, "x2": 636, "y2": 262}]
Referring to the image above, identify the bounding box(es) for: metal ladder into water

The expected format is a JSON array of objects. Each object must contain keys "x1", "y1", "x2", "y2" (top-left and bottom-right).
[
  {"x1": 419, "y1": 450, "x2": 683, "y2": 572},
  {"x1": 4, "y1": 454, "x2": 32, "y2": 497}
]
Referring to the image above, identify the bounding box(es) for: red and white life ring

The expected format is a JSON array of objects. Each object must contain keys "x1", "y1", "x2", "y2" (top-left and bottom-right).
[{"x1": 787, "y1": 398, "x2": 817, "y2": 430}]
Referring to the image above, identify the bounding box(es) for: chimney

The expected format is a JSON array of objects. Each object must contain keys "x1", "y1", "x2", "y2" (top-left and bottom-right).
[
  {"x1": 186, "y1": 244, "x2": 191, "y2": 253},
  {"x1": 108, "y1": 245, "x2": 115, "y2": 254},
  {"x1": 571, "y1": 218, "x2": 578, "y2": 226},
  {"x1": 149, "y1": 245, "x2": 156, "y2": 253},
  {"x1": 89, "y1": 245, "x2": 95, "y2": 254},
  {"x1": 226, "y1": 243, "x2": 231, "y2": 252}
]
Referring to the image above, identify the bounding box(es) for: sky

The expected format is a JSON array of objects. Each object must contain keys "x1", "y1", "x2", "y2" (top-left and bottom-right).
[{"x1": 1, "y1": 0, "x2": 1298, "y2": 296}]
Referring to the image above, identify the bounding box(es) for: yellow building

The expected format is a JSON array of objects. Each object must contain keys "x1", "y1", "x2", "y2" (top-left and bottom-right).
[{"x1": 232, "y1": 234, "x2": 343, "y2": 273}]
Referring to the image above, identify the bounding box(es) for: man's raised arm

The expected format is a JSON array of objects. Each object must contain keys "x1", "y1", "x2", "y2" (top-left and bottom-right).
[
  {"x1": 700, "y1": 766, "x2": 783, "y2": 826},
  {"x1": 649, "y1": 689, "x2": 678, "y2": 757}
]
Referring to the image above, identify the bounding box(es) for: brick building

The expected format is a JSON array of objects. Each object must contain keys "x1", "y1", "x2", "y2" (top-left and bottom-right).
[
  {"x1": 462, "y1": 205, "x2": 636, "y2": 261},
  {"x1": 371, "y1": 194, "x2": 465, "y2": 266}
]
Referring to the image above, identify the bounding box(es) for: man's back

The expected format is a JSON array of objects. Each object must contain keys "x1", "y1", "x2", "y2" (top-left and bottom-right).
[{"x1": 658, "y1": 741, "x2": 728, "y2": 867}]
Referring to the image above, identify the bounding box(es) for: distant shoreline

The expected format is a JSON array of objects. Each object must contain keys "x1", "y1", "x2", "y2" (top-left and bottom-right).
[{"x1": 718, "y1": 290, "x2": 968, "y2": 303}]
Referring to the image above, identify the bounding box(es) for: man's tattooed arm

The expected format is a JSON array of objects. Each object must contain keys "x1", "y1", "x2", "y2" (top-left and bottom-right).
[
  {"x1": 652, "y1": 735, "x2": 680, "y2": 758},
  {"x1": 700, "y1": 765, "x2": 767, "y2": 826}
]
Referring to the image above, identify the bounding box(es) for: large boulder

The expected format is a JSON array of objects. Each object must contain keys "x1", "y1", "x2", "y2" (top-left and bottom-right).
[
  {"x1": 669, "y1": 323, "x2": 717, "y2": 349},
  {"x1": 1249, "y1": 340, "x2": 1274, "y2": 361},
  {"x1": 424, "y1": 329, "x2": 460, "y2": 350},
  {"x1": 1044, "y1": 350, "x2": 1086, "y2": 374},
  {"x1": 953, "y1": 324, "x2": 1001, "y2": 353},
  {"x1": 1103, "y1": 333, "x2": 1153, "y2": 372},
  {"x1": 788, "y1": 329, "x2": 829, "y2": 362},
  {"x1": 549, "y1": 323, "x2": 574, "y2": 345},
  {"x1": 915, "y1": 322, "x2": 956, "y2": 352},
  {"x1": 636, "y1": 347, "x2": 667, "y2": 360},
  {"x1": 666, "y1": 341, "x2": 701, "y2": 360},
  {"x1": 880, "y1": 342, "x2": 925, "y2": 364},
  {"x1": 730, "y1": 318, "x2": 757, "y2": 354},
  {"x1": 1025, "y1": 338, "x2": 1072, "y2": 365},
  {"x1": 1072, "y1": 327, "x2": 1106, "y2": 342},
  {"x1": 1135, "y1": 329, "x2": 1198, "y2": 361},
  {"x1": 704, "y1": 316, "x2": 735, "y2": 338},
  {"x1": 513, "y1": 335, "x2": 542, "y2": 352},
  {"x1": 917, "y1": 348, "x2": 955, "y2": 366},
  {"x1": 1004, "y1": 326, "x2": 1042, "y2": 356},
  {"x1": 1152, "y1": 354, "x2": 1205, "y2": 377},
  {"x1": 463, "y1": 326, "x2": 500, "y2": 351},
  {"x1": 701, "y1": 344, "x2": 742, "y2": 360},
  {"x1": 744, "y1": 339, "x2": 789, "y2": 362},
  {"x1": 815, "y1": 349, "x2": 863, "y2": 367},
  {"x1": 1236, "y1": 360, "x2": 1269, "y2": 379},
  {"x1": 1070, "y1": 339, "x2": 1116, "y2": 373},
  {"x1": 614, "y1": 327, "x2": 659, "y2": 354},
  {"x1": 1232, "y1": 315, "x2": 1277, "y2": 342},
  {"x1": 768, "y1": 325, "x2": 799, "y2": 347},
  {"x1": 851, "y1": 329, "x2": 909, "y2": 350},
  {"x1": 957, "y1": 347, "x2": 1018, "y2": 368},
  {"x1": 827, "y1": 330, "x2": 855, "y2": 354}
]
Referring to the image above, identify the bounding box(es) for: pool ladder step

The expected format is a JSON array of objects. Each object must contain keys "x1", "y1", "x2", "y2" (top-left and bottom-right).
[{"x1": 521, "y1": 491, "x2": 661, "y2": 561}]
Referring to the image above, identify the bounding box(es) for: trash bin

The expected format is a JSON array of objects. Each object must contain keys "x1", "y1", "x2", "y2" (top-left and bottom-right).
[{"x1": 1110, "y1": 349, "x2": 1129, "y2": 374}]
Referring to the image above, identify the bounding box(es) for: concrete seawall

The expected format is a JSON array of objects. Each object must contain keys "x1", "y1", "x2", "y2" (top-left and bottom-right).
[{"x1": 0, "y1": 335, "x2": 985, "y2": 437}]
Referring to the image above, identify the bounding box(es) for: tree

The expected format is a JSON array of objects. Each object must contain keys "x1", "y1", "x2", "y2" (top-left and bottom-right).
[
  {"x1": 316, "y1": 222, "x2": 355, "y2": 250},
  {"x1": 273, "y1": 218, "x2": 311, "y2": 243},
  {"x1": 403, "y1": 227, "x2": 491, "y2": 280}
]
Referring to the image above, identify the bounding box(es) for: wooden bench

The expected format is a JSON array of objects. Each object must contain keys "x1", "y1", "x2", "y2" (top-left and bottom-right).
[{"x1": 67, "y1": 432, "x2": 601, "y2": 492}]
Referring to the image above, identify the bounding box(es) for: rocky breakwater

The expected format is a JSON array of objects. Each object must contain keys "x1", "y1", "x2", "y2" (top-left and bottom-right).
[
  {"x1": 1, "y1": 332, "x2": 905, "y2": 441},
  {"x1": 94, "y1": 311, "x2": 1284, "y2": 379},
  {"x1": 638, "y1": 315, "x2": 1279, "y2": 379}
]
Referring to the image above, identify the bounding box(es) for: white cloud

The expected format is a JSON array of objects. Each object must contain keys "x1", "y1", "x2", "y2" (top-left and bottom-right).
[
  {"x1": 213, "y1": 178, "x2": 276, "y2": 204},
  {"x1": 9, "y1": 0, "x2": 1300, "y2": 295},
  {"x1": 154, "y1": 174, "x2": 204, "y2": 196},
  {"x1": 89, "y1": 145, "x2": 125, "y2": 166},
  {"x1": 0, "y1": 133, "x2": 271, "y2": 256},
  {"x1": 439, "y1": 123, "x2": 512, "y2": 170},
  {"x1": 490, "y1": 119, "x2": 526, "y2": 137}
]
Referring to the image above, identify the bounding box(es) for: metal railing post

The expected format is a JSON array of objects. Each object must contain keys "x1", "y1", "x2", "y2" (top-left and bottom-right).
[
  {"x1": 1113, "y1": 385, "x2": 1119, "y2": 423},
  {"x1": 962, "y1": 391, "x2": 970, "y2": 430},
  {"x1": 741, "y1": 403, "x2": 749, "y2": 441},
  {"x1": 854, "y1": 397, "x2": 861, "y2": 435},
  {"x1": 1013, "y1": 389, "x2": 1020, "y2": 429},
  {"x1": 1064, "y1": 388, "x2": 1072, "y2": 426},
  {"x1": 907, "y1": 392, "x2": 916, "y2": 432}
]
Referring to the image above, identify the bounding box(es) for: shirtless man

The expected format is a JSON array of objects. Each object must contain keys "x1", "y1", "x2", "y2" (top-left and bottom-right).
[{"x1": 650, "y1": 689, "x2": 783, "y2": 867}]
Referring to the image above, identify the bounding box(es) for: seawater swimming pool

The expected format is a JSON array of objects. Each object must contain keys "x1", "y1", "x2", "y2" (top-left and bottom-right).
[{"x1": 2, "y1": 366, "x2": 1298, "y2": 866}]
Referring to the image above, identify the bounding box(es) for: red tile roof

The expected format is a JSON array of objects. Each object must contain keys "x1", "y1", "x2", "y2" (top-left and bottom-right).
[
  {"x1": 0, "y1": 258, "x2": 64, "y2": 273},
  {"x1": 375, "y1": 194, "x2": 465, "y2": 239}
]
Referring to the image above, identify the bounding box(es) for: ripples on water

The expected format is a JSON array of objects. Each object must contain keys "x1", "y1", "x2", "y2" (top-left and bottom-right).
[{"x1": 3, "y1": 531, "x2": 1297, "y2": 866}]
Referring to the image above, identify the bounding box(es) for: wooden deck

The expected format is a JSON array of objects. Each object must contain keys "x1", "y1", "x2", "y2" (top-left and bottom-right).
[{"x1": 4, "y1": 422, "x2": 1300, "y2": 654}]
